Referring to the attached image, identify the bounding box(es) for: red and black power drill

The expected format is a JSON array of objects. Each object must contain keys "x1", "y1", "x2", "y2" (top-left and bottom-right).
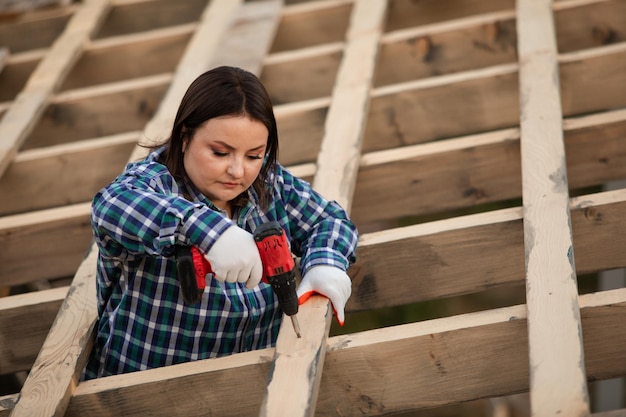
[{"x1": 175, "y1": 221, "x2": 301, "y2": 337}]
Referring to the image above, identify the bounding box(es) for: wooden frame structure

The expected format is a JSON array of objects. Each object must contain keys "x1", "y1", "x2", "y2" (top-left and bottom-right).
[{"x1": 1, "y1": 0, "x2": 625, "y2": 415}]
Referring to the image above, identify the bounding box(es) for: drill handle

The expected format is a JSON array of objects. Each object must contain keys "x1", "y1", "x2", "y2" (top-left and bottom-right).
[{"x1": 175, "y1": 245, "x2": 212, "y2": 304}]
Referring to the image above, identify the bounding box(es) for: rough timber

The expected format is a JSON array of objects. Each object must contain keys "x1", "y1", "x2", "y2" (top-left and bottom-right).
[{"x1": 1, "y1": 0, "x2": 626, "y2": 416}]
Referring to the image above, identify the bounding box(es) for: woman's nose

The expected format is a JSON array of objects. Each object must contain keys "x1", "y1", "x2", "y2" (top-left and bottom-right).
[{"x1": 227, "y1": 157, "x2": 244, "y2": 178}]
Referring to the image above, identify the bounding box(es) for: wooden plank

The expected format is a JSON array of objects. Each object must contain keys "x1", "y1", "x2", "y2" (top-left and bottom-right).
[
  {"x1": 0, "y1": 287, "x2": 67, "y2": 375},
  {"x1": 61, "y1": 24, "x2": 195, "y2": 91},
  {"x1": 66, "y1": 349, "x2": 273, "y2": 417},
  {"x1": 209, "y1": 1, "x2": 282, "y2": 75},
  {"x1": 560, "y1": 42, "x2": 626, "y2": 117},
  {"x1": 386, "y1": 0, "x2": 514, "y2": 32},
  {"x1": 516, "y1": 0, "x2": 589, "y2": 415},
  {"x1": 276, "y1": 105, "x2": 328, "y2": 166},
  {"x1": 260, "y1": 1, "x2": 386, "y2": 416},
  {"x1": 0, "y1": 203, "x2": 92, "y2": 286},
  {"x1": 351, "y1": 107, "x2": 626, "y2": 226},
  {"x1": 365, "y1": 63, "x2": 521, "y2": 153},
  {"x1": 376, "y1": 10, "x2": 518, "y2": 86},
  {"x1": 8, "y1": 2, "x2": 267, "y2": 417},
  {"x1": 260, "y1": 50, "x2": 342, "y2": 105},
  {"x1": 0, "y1": 53, "x2": 40, "y2": 103},
  {"x1": 349, "y1": 205, "x2": 525, "y2": 310},
  {"x1": 0, "y1": 0, "x2": 110, "y2": 177},
  {"x1": 0, "y1": 132, "x2": 138, "y2": 215},
  {"x1": 24, "y1": 74, "x2": 170, "y2": 149},
  {"x1": 554, "y1": 0, "x2": 626, "y2": 53},
  {"x1": 349, "y1": 188, "x2": 626, "y2": 312},
  {"x1": 94, "y1": 0, "x2": 208, "y2": 39},
  {"x1": 0, "y1": 6, "x2": 74, "y2": 53},
  {"x1": 270, "y1": 0, "x2": 351, "y2": 53},
  {"x1": 61, "y1": 288, "x2": 626, "y2": 416}
]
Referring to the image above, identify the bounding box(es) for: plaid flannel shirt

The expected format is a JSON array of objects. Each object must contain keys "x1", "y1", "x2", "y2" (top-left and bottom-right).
[{"x1": 83, "y1": 147, "x2": 358, "y2": 379}]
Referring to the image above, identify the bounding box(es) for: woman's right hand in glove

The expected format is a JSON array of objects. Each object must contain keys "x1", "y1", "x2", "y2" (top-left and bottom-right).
[{"x1": 204, "y1": 226, "x2": 263, "y2": 289}]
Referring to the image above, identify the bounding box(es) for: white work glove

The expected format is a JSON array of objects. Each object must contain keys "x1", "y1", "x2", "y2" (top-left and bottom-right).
[
  {"x1": 204, "y1": 226, "x2": 263, "y2": 289},
  {"x1": 297, "y1": 265, "x2": 352, "y2": 326}
]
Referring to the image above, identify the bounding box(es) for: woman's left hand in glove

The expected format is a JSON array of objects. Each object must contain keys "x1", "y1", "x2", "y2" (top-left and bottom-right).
[{"x1": 296, "y1": 265, "x2": 352, "y2": 326}]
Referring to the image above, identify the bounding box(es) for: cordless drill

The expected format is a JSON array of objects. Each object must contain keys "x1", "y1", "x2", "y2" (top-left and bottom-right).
[{"x1": 175, "y1": 221, "x2": 301, "y2": 337}]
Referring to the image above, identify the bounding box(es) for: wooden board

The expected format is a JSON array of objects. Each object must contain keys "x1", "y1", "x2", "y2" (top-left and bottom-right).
[
  {"x1": 0, "y1": 287, "x2": 67, "y2": 375},
  {"x1": 517, "y1": 0, "x2": 588, "y2": 414}
]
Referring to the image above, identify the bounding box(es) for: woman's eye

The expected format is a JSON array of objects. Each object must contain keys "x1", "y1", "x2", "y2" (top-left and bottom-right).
[
  {"x1": 248, "y1": 155, "x2": 263, "y2": 160},
  {"x1": 212, "y1": 150, "x2": 228, "y2": 157}
]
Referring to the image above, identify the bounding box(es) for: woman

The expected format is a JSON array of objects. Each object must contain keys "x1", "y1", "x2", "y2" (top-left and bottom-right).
[{"x1": 83, "y1": 66, "x2": 358, "y2": 379}]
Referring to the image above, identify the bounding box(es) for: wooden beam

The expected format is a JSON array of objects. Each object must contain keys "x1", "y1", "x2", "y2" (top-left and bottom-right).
[
  {"x1": 260, "y1": 1, "x2": 386, "y2": 416},
  {"x1": 270, "y1": 0, "x2": 351, "y2": 53},
  {"x1": 9, "y1": 1, "x2": 244, "y2": 416},
  {"x1": 0, "y1": 0, "x2": 110, "y2": 177},
  {"x1": 24, "y1": 74, "x2": 170, "y2": 149},
  {"x1": 61, "y1": 288, "x2": 626, "y2": 416},
  {"x1": 560, "y1": 42, "x2": 626, "y2": 117},
  {"x1": 260, "y1": 49, "x2": 342, "y2": 105},
  {"x1": 385, "y1": 0, "x2": 514, "y2": 32},
  {"x1": 554, "y1": 0, "x2": 626, "y2": 53},
  {"x1": 351, "y1": 107, "x2": 626, "y2": 225},
  {"x1": 349, "y1": 188, "x2": 626, "y2": 312},
  {"x1": 516, "y1": 0, "x2": 589, "y2": 415},
  {"x1": 61, "y1": 24, "x2": 195, "y2": 91},
  {"x1": 0, "y1": 287, "x2": 67, "y2": 375},
  {"x1": 0, "y1": 6, "x2": 74, "y2": 53},
  {"x1": 376, "y1": 10, "x2": 518, "y2": 86},
  {"x1": 0, "y1": 53, "x2": 40, "y2": 103},
  {"x1": 94, "y1": 0, "x2": 208, "y2": 39},
  {"x1": 209, "y1": 1, "x2": 282, "y2": 76},
  {"x1": 0, "y1": 132, "x2": 138, "y2": 215},
  {"x1": 0, "y1": 203, "x2": 92, "y2": 286},
  {"x1": 66, "y1": 349, "x2": 274, "y2": 417}
]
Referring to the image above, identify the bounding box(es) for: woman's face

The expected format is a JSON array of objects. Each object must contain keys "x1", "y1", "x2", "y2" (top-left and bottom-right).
[{"x1": 183, "y1": 115, "x2": 267, "y2": 213}]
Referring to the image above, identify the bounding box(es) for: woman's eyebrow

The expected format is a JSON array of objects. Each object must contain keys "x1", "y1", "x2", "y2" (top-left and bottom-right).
[{"x1": 213, "y1": 141, "x2": 266, "y2": 152}]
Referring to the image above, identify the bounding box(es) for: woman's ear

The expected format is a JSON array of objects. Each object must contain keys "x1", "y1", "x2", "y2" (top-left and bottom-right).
[{"x1": 181, "y1": 126, "x2": 191, "y2": 153}]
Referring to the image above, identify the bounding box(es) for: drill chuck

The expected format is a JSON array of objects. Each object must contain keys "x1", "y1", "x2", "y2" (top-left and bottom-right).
[{"x1": 265, "y1": 271, "x2": 298, "y2": 316}]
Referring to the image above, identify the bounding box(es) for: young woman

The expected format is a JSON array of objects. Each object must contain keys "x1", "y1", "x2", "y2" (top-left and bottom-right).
[{"x1": 83, "y1": 66, "x2": 358, "y2": 379}]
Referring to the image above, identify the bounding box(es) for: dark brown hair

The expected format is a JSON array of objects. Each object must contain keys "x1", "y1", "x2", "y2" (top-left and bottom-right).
[{"x1": 154, "y1": 66, "x2": 278, "y2": 209}]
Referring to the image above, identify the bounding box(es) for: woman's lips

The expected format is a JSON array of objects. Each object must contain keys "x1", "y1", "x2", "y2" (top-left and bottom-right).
[{"x1": 221, "y1": 182, "x2": 238, "y2": 189}]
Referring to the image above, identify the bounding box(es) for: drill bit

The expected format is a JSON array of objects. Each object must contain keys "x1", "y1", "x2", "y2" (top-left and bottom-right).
[{"x1": 290, "y1": 315, "x2": 301, "y2": 338}]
